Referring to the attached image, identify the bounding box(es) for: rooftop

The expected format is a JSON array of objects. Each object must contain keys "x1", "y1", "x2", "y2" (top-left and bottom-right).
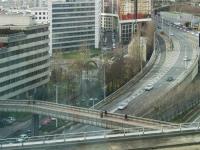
[{"x1": 0, "y1": 14, "x2": 35, "y2": 26}]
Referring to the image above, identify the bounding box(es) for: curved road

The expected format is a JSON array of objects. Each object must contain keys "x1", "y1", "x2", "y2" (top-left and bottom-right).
[{"x1": 101, "y1": 17, "x2": 198, "y2": 117}]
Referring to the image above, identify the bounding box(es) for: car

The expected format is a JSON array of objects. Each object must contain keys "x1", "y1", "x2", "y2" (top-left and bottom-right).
[
  {"x1": 144, "y1": 84, "x2": 153, "y2": 91},
  {"x1": 17, "y1": 134, "x2": 28, "y2": 142},
  {"x1": 183, "y1": 56, "x2": 190, "y2": 61},
  {"x1": 166, "y1": 77, "x2": 174, "y2": 82},
  {"x1": 8, "y1": 116, "x2": 16, "y2": 122},
  {"x1": 25, "y1": 129, "x2": 31, "y2": 137},
  {"x1": 118, "y1": 102, "x2": 128, "y2": 110},
  {"x1": 169, "y1": 33, "x2": 174, "y2": 36}
]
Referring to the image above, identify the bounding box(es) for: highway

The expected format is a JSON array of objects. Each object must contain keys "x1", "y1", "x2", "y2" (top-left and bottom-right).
[{"x1": 98, "y1": 15, "x2": 199, "y2": 118}]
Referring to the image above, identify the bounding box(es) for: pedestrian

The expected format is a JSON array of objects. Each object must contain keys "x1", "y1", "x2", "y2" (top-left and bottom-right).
[
  {"x1": 125, "y1": 114, "x2": 128, "y2": 120},
  {"x1": 104, "y1": 110, "x2": 107, "y2": 115},
  {"x1": 100, "y1": 112, "x2": 103, "y2": 118}
]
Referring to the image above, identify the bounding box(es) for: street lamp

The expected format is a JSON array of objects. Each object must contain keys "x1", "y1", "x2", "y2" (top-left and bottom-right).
[
  {"x1": 102, "y1": 53, "x2": 106, "y2": 100},
  {"x1": 54, "y1": 84, "x2": 67, "y2": 127},
  {"x1": 161, "y1": 17, "x2": 164, "y2": 31},
  {"x1": 55, "y1": 85, "x2": 58, "y2": 128},
  {"x1": 89, "y1": 98, "x2": 98, "y2": 109}
]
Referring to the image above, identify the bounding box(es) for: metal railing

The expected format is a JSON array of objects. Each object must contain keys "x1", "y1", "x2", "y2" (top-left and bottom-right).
[
  {"x1": 0, "y1": 122, "x2": 200, "y2": 149},
  {"x1": 0, "y1": 100, "x2": 178, "y2": 129}
]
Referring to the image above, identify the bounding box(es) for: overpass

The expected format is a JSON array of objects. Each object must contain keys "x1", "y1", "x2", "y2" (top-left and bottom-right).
[{"x1": 0, "y1": 100, "x2": 178, "y2": 130}]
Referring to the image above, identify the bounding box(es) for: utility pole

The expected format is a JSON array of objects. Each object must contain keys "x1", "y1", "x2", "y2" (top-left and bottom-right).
[
  {"x1": 55, "y1": 85, "x2": 58, "y2": 128},
  {"x1": 102, "y1": 53, "x2": 106, "y2": 100},
  {"x1": 161, "y1": 17, "x2": 164, "y2": 31}
]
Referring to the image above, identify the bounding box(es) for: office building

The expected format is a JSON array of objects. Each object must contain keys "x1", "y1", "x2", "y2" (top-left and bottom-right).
[
  {"x1": 48, "y1": 0, "x2": 101, "y2": 53},
  {"x1": 0, "y1": 14, "x2": 50, "y2": 99},
  {"x1": 101, "y1": 0, "x2": 119, "y2": 32}
]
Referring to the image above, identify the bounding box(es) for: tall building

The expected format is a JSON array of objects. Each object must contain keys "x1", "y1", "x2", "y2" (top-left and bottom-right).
[
  {"x1": 48, "y1": 0, "x2": 101, "y2": 53},
  {"x1": 118, "y1": 0, "x2": 152, "y2": 44},
  {"x1": 32, "y1": 0, "x2": 48, "y2": 8},
  {"x1": 101, "y1": 0, "x2": 119, "y2": 32},
  {"x1": 0, "y1": 14, "x2": 50, "y2": 99}
]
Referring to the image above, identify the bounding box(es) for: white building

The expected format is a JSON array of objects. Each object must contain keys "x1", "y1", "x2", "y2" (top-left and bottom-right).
[
  {"x1": 0, "y1": 14, "x2": 50, "y2": 99},
  {"x1": 48, "y1": 0, "x2": 101, "y2": 53},
  {"x1": 30, "y1": 7, "x2": 48, "y2": 24},
  {"x1": 4, "y1": 7, "x2": 49, "y2": 24}
]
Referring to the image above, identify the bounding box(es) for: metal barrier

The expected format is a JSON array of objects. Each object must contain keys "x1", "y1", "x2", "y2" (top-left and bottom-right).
[
  {"x1": 0, "y1": 122, "x2": 200, "y2": 149},
  {"x1": 0, "y1": 100, "x2": 178, "y2": 129}
]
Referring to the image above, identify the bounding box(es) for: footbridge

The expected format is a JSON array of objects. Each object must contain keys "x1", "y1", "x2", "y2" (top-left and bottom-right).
[{"x1": 0, "y1": 100, "x2": 178, "y2": 129}]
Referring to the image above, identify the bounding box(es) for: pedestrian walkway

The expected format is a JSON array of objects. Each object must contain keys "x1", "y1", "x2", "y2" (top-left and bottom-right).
[{"x1": 0, "y1": 100, "x2": 178, "y2": 129}]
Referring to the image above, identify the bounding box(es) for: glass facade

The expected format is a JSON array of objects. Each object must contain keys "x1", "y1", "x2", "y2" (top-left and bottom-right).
[{"x1": 51, "y1": 0, "x2": 100, "y2": 52}]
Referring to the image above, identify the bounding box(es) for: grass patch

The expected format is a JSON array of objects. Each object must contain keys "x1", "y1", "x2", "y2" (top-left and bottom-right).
[
  {"x1": 62, "y1": 51, "x2": 82, "y2": 60},
  {"x1": 62, "y1": 49, "x2": 101, "y2": 60},
  {"x1": 171, "y1": 105, "x2": 199, "y2": 123}
]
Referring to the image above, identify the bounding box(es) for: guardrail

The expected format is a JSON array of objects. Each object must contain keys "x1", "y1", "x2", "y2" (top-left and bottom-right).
[
  {"x1": 0, "y1": 100, "x2": 178, "y2": 129},
  {"x1": 0, "y1": 122, "x2": 200, "y2": 149},
  {"x1": 95, "y1": 33, "x2": 162, "y2": 109}
]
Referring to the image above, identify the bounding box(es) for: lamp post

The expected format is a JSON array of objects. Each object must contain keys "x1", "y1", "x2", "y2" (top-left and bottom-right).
[
  {"x1": 89, "y1": 98, "x2": 98, "y2": 109},
  {"x1": 55, "y1": 85, "x2": 58, "y2": 128},
  {"x1": 54, "y1": 84, "x2": 66, "y2": 127},
  {"x1": 102, "y1": 53, "x2": 106, "y2": 100},
  {"x1": 161, "y1": 17, "x2": 164, "y2": 31}
]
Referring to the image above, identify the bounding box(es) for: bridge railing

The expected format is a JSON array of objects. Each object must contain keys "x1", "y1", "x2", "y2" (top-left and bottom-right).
[
  {"x1": 0, "y1": 122, "x2": 200, "y2": 149},
  {"x1": 0, "y1": 100, "x2": 179, "y2": 129},
  {"x1": 35, "y1": 100, "x2": 180, "y2": 128}
]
